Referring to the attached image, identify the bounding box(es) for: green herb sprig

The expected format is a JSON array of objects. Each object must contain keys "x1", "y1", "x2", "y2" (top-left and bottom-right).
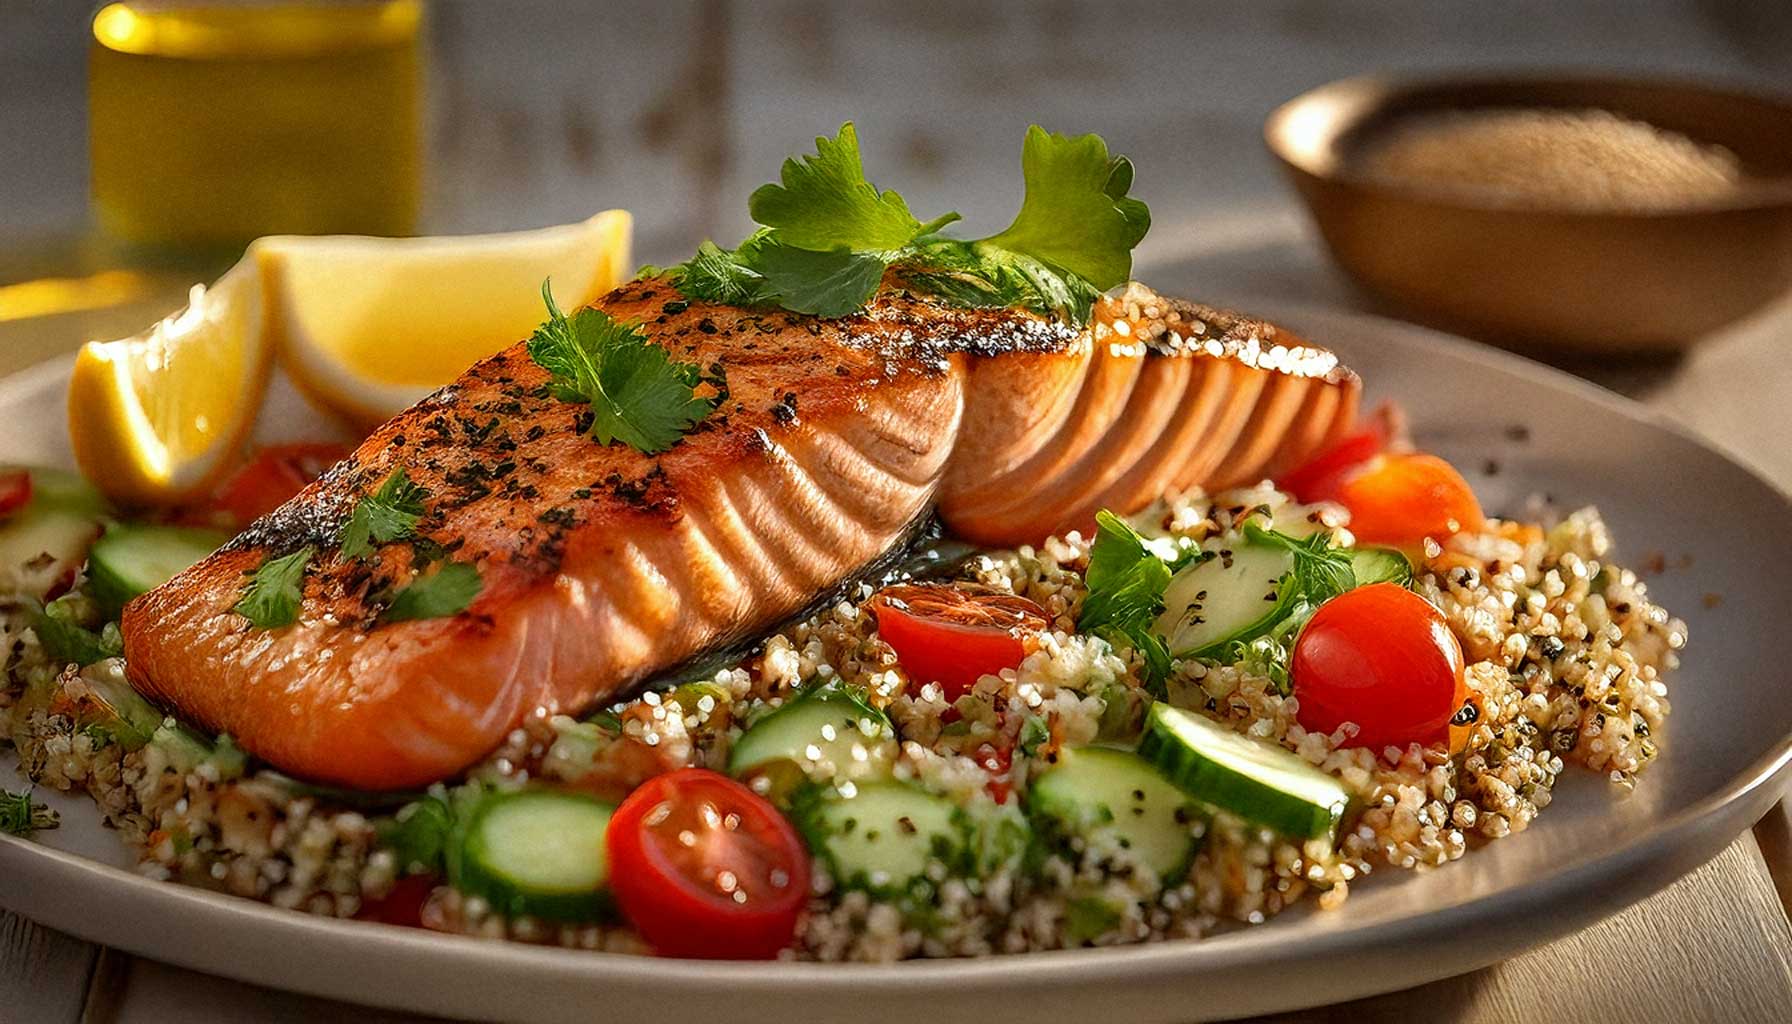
[
  {"x1": 526, "y1": 283, "x2": 725, "y2": 454},
  {"x1": 0, "y1": 787, "x2": 58, "y2": 836},
  {"x1": 341, "y1": 468, "x2": 428, "y2": 559},
  {"x1": 645, "y1": 122, "x2": 1150, "y2": 324},
  {"x1": 235, "y1": 546, "x2": 313, "y2": 629},
  {"x1": 379, "y1": 561, "x2": 483, "y2": 623}
]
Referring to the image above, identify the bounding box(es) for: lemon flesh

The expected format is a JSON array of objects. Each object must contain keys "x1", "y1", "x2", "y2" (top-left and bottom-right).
[
  {"x1": 68, "y1": 256, "x2": 269, "y2": 504},
  {"x1": 264, "y1": 209, "x2": 631, "y2": 428}
]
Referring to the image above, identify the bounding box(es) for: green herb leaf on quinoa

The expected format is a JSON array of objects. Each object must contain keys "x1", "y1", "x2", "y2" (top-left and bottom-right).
[
  {"x1": 1079, "y1": 510, "x2": 1179, "y2": 693},
  {"x1": 341, "y1": 468, "x2": 429, "y2": 559},
  {"x1": 1243, "y1": 523, "x2": 1357, "y2": 605},
  {"x1": 0, "y1": 787, "x2": 58, "y2": 836},
  {"x1": 234, "y1": 546, "x2": 313, "y2": 629},
  {"x1": 31, "y1": 595, "x2": 122, "y2": 667}
]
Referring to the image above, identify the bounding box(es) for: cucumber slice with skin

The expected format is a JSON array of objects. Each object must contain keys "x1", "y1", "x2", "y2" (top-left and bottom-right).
[
  {"x1": 1029, "y1": 746, "x2": 1201, "y2": 881},
  {"x1": 1140, "y1": 703, "x2": 1350, "y2": 841},
  {"x1": 1155, "y1": 542, "x2": 1296, "y2": 658},
  {"x1": 728, "y1": 683, "x2": 896, "y2": 782},
  {"x1": 1348, "y1": 547, "x2": 1412, "y2": 588},
  {"x1": 794, "y1": 781, "x2": 968, "y2": 894},
  {"x1": 88, "y1": 524, "x2": 230, "y2": 615},
  {"x1": 450, "y1": 789, "x2": 615, "y2": 922}
]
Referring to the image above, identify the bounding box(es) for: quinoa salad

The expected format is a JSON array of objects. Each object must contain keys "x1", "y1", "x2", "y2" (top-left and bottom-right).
[{"x1": 0, "y1": 481, "x2": 1684, "y2": 960}]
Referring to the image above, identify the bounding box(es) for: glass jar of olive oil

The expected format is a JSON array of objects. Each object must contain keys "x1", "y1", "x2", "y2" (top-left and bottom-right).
[{"x1": 88, "y1": 0, "x2": 423, "y2": 250}]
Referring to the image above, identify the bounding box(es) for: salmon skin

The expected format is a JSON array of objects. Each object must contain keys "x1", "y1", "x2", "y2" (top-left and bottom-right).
[{"x1": 121, "y1": 279, "x2": 1355, "y2": 789}]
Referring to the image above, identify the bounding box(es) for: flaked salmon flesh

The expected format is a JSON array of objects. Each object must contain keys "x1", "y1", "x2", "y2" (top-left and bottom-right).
[{"x1": 121, "y1": 280, "x2": 1358, "y2": 788}]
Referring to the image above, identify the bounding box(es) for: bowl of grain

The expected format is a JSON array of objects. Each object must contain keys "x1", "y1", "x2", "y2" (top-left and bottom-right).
[{"x1": 1265, "y1": 74, "x2": 1792, "y2": 353}]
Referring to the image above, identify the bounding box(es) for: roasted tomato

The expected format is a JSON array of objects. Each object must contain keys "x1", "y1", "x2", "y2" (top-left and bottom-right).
[
  {"x1": 196, "y1": 442, "x2": 351, "y2": 528},
  {"x1": 605, "y1": 768, "x2": 811, "y2": 960},
  {"x1": 1278, "y1": 401, "x2": 1404, "y2": 504},
  {"x1": 866, "y1": 583, "x2": 1050, "y2": 699},
  {"x1": 1291, "y1": 583, "x2": 1469, "y2": 753},
  {"x1": 1331, "y1": 453, "x2": 1484, "y2": 546},
  {"x1": 0, "y1": 469, "x2": 31, "y2": 519}
]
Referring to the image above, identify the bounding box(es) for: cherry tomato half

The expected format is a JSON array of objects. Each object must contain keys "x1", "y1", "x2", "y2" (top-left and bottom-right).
[
  {"x1": 0, "y1": 469, "x2": 32, "y2": 519},
  {"x1": 606, "y1": 768, "x2": 810, "y2": 960},
  {"x1": 355, "y1": 874, "x2": 437, "y2": 929},
  {"x1": 199, "y1": 442, "x2": 351, "y2": 529},
  {"x1": 1291, "y1": 583, "x2": 1469, "y2": 753},
  {"x1": 1332, "y1": 453, "x2": 1484, "y2": 547},
  {"x1": 866, "y1": 583, "x2": 1050, "y2": 699}
]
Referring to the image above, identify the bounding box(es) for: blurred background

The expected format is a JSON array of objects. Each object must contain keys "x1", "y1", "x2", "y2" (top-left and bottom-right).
[{"x1": 4, "y1": 0, "x2": 1791, "y2": 369}]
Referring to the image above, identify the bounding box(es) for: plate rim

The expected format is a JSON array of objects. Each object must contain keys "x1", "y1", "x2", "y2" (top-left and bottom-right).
[{"x1": 2, "y1": 300, "x2": 1789, "y2": 1019}]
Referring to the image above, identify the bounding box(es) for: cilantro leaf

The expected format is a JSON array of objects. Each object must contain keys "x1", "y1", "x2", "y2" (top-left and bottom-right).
[
  {"x1": 380, "y1": 561, "x2": 482, "y2": 623},
  {"x1": 746, "y1": 243, "x2": 890, "y2": 317},
  {"x1": 527, "y1": 282, "x2": 723, "y2": 454},
  {"x1": 1079, "y1": 510, "x2": 1175, "y2": 692},
  {"x1": 747, "y1": 123, "x2": 932, "y2": 252},
  {"x1": 649, "y1": 122, "x2": 1150, "y2": 325},
  {"x1": 234, "y1": 547, "x2": 312, "y2": 629},
  {"x1": 0, "y1": 787, "x2": 57, "y2": 836},
  {"x1": 1242, "y1": 524, "x2": 1357, "y2": 606},
  {"x1": 665, "y1": 239, "x2": 775, "y2": 307},
  {"x1": 341, "y1": 468, "x2": 428, "y2": 559},
  {"x1": 983, "y1": 126, "x2": 1151, "y2": 290},
  {"x1": 31, "y1": 596, "x2": 123, "y2": 667}
]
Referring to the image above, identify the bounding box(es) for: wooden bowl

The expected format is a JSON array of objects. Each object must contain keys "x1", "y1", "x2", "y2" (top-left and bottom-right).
[{"x1": 1265, "y1": 74, "x2": 1792, "y2": 353}]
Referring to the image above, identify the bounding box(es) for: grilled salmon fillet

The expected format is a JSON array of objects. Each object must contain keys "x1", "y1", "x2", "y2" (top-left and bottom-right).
[{"x1": 122, "y1": 279, "x2": 1355, "y2": 788}]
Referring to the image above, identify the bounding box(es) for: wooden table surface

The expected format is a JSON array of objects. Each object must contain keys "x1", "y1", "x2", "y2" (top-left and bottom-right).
[{"x1": 4, "y1": 2, "x2": 1792, "y2": 1021}]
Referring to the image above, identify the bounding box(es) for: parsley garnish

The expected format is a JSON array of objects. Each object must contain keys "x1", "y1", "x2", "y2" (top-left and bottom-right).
[
  {"x1": 1242, "y1": 524, "x2": 1357, "y2": 606},
  {"x1": 649, "y1": 122, "x2": 1149, "y2": 324},
  {"x1": 526, "y1": 283, "x2": 724, "y2": 453},
  {"x1": 1079, "y1": 510, "x2": 1176, "y2": 692},
  {"x1": 234, "y1": 546, "x2": 313, "y2": 629},
  {"x1": 341, "y1": 468, "x2": 428, "y2": 559},
  {"x1": 31, "y1": 595, "x2": 122, "y2": 667},
  {"x1": 380, "y1": 561, "x2": 482, "y2": 623},
  {"x1": 0, "y1": 787, "x2": 57, "y2": 836}
]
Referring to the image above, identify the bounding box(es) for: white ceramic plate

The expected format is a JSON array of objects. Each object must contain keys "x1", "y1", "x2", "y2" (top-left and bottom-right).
[{"x1": 2, "y1": 302, "x2": 1788, "y2": 1023}]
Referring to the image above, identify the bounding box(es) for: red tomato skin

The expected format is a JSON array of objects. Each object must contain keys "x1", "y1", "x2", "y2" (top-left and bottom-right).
[
  {"x1": 1334, "y1": 453, "x2": 1484, "y2": 546},
  {"x1": 204, "y1": 443, "x2": 351, "y2": 528},
  {"x1": 1291, "y1": 584, "x2": 1467, "y2": 752},
  {"x1": 606, "y1": 769, "x2": 810, "y2": 960},
  {"x1": 355, "y1": 874, "x2": 437, "y2": 929},
  {"x1": 0, "y1": 470, "x2": 32, "y2": 519},
  {"x1": 873, "y1": 608, "x2": 1028, "y2": 700},
  {"x1": 1278, "y1": 400, "x2": 1403, "y2": 504}
]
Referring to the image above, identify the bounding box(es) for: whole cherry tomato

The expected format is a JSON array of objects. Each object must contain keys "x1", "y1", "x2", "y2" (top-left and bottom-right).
[
  {"x1": 866, "y1": 583, "x2": 1049, "y2": 699},
  {"x1": 1331, "y1": 453, "x2": 1484, "y2": 546},
  {"x1": 1292, "y1": 583, "x2": 1469, "y2": 752},
  {"x1": 605, "y1": 768, "x2": 810, "y2": 959}
]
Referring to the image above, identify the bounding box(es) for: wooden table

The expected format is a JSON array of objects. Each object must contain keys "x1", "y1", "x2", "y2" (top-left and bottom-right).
[{"x1": 4, "y1": 2, "x2": 1792, "y2": 1020}]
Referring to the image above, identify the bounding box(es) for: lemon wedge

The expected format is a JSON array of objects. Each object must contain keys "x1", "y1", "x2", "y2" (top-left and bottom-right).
[
  {"x1": 68, "y1": 255, "x2": 269, "y2": 504},
  {"x1": 263, "y1": 209, "x2": 631, "y2": 429}
]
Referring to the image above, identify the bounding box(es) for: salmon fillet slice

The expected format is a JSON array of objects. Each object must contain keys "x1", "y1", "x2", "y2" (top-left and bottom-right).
[
  {"x1": 121, "y1": 281, "x2": 1076, "y2": 789},
  {"x1": 121, "y1": 279, "x2": 1355, "y2": 788},
  {"x1": 938, "y1": 289, "x2": 1359, "y2": 546}
]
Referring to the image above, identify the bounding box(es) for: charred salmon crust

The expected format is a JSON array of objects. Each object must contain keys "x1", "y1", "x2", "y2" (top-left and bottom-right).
[{"x1": 120, "y1": 280, "x2": 1075, "y2": 789}]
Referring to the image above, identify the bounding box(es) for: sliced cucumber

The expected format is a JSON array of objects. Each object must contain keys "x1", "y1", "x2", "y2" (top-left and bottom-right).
[
  {"x1": 1154, "y1": 542, "x2": 1295, "y2": 658},
  {"x1": 1028, "y1": 746, "x2": 1201, "y2": 881},
  {"x1": 728, "y1": 683, "x2": 896, "y2": 782},
  {"x1": 1348, "y1": 547, "x2": 1412, "y2": 588},
  {"x1": 794, "y1": 781, "x2": 968, "y2": 894},
  {"x1": 87, "y1": 524, "x2": 229, "y2": 616},
  {"x1": 450, "y1": 789, "x2": 615, "y2": 922},
  {"x1": 1140, "y1": 703, "x2": 1350, "y2": 841},
  {"x1": 0, "y1": 469, "x2": 106, "y2": 600}
]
